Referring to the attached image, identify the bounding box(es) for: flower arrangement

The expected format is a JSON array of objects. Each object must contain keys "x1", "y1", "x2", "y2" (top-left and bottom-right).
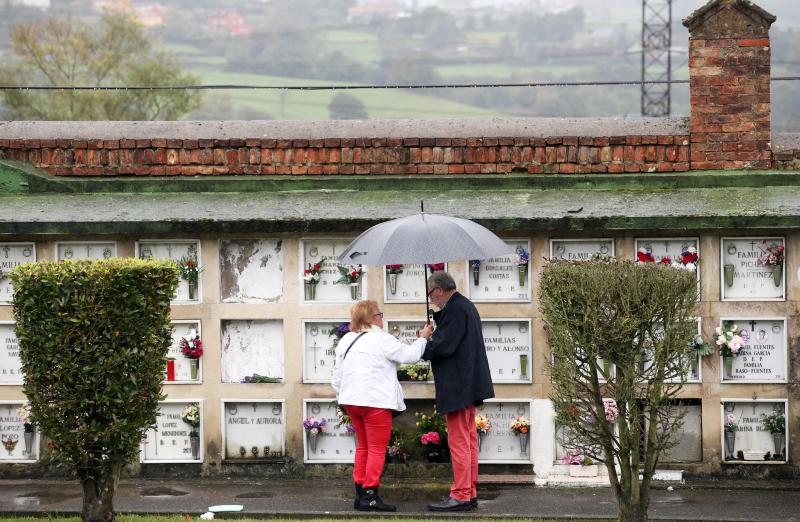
[
  {"x1": 475, "y1": 415, "x2": 492, "y2": 434},
  {"x1": 758, "y1": 241, "x2": 785, "y2": 267},
  {"x1": 330, "y1": 322, "x2": 350, "y2": 350},
  {"x1": 659, "y1": 257, "x2": 672, "y2": 266},
  {"x1": 760, "y1": 411, "x2": 785, "y2": 434},
  {"x1": 636, "y1": 248, "x2": 655, "y2": 264},
  {"x1": 516, "y1": 246, "x2": 530, "y2": 266},
  {"x1": 509, "y1": 415, "x2": 530, "y2": 434},
  {"x1": 426, "y1": 262, "x2": 445, "y2": 273},
  {"x1": 603, "y1": 399, "x2": 619, "y2": 422},
  {"x1": 591, "y1": 251, "x2": 614, "y2": 262},
  {"x1": 302, "y1": 416, "x2": 328, "y2": 436},
  {"x1": 385, "y1": 264, "x2": 404, "y2": 275},
  {"x1": 724, "y1": 413, "x2": 737, "y2": 433},
  {"x1": 687, "y1": 334, "x2": 713, "y2": 357},
  {"x1": 304, "y1": 262, "x2": 322, "y2": 284},
  {"x1": 17, "y1": 404, "x2": 34, "y2": 433},
  {"x1": 335, "y1": 404, "x2": 355, "y2": 433},
  {"x1": 421, "y1": 431, "x2": 441, "y2": 446},
  {"x1": 387, "y1": 441, "x2": 408, "y2": 461},
  {"x1": 560, "y1": 449, "x2": 588, "y2": 465},
  {"x1": 177, "y1": 255, "x2": 201, "y2": 284},
  {"x1": 677, "y1": 246, "x2": 699, "y2": 270},
  {"x1": 335, "y1": 264, "x2": 364, "y2": 285},
  {"x1": 398, "y1": 362, "x2": 431, "y2": 381},
  {"x1": 415, "y1": 409, "x2": 447, "y2": 446},
  {"x1": 180, "y1": 332, "x2": 203, "y2": 359},
  {"x1": 715, "y1": 323, "x2": 746, "y2": 358},
  {"x1": 182, "y1": 404, "x2": 201, "y2": 435},
  {"x1": 241, "y1": 374, "x2": 282, "y2": 383}
]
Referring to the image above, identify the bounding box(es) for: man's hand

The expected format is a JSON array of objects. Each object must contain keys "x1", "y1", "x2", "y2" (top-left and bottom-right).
[{"x1": 418, "y1": 323, "x2": 434, "y2": 340}]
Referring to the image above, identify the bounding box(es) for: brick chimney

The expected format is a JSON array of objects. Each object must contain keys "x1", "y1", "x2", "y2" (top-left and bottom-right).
[{"x1": 683, "y1": 0, "x2": 776, "y2": 169}]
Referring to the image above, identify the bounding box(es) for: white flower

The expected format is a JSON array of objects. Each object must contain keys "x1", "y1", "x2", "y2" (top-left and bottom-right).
[
  {"x1": 715, "y1": 327, "x2": 723, "y2": 336},
  {"x1": 684, "y1": 262, "x2": 697, "y2": 271},
  {"x1": 200, "y1": 512, "x2": 214, "y2": 520},
  {"x1": 716, "y1": 334, "x2": 727, "y2": 346}
]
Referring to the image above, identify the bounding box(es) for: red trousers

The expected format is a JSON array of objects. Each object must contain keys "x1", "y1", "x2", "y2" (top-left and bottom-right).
[
  {"x1": 345, "y1": 405, "x2": 393, "y2": 487},
  {"x1": 445, "y1": 405, "x2": 478, "y2": 501}
]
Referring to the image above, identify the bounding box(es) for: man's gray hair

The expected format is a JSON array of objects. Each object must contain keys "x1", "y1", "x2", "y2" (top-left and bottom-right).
[{"x1": 427, "y1": 271, "x2": 457, "y2": 291}]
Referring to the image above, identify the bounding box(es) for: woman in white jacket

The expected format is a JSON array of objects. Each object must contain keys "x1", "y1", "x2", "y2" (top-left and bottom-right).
[{"x1": 332, "y1": 299, "x2": 432, "y2": 512}]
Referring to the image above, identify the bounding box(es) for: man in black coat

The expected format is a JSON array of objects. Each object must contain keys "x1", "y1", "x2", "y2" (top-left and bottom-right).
[{"x1": 422, "y1": 271, "x2": 494, "y2": 512}]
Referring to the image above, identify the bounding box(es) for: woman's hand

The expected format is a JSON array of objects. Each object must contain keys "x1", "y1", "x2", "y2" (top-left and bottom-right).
[{"x1": 418, "y1": 323, "x2": 434, "y2": 340}]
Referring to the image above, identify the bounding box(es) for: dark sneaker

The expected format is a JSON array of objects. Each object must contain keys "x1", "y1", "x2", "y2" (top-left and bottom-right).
[
  {"x1": 357, "y1": 487, "x2": 397, "y2": 512},
  {"x1": 427, "y1": 496, "x2": 475, "y2": 512}
]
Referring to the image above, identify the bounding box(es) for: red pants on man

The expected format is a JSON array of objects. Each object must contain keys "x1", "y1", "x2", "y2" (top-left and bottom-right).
[
  {"x1": 445, "y1": 405, "x2": 478, "y2": 501},
  {"x1": 345, "y1": 405, "x2": 393, "y2": 487}
]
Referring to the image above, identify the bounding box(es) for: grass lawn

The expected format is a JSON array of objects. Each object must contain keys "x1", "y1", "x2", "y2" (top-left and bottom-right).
[
  {"x1": 0, "y1": 518, "x2": 563, "y2": 522},
  {"x1": 190, "y1": 68, "x2": 502, "y2": 120}
]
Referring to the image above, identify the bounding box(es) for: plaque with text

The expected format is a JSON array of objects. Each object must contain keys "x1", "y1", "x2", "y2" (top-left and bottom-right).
[
  {"x1": 221, "y1": 320, "x2": 284, "y2": 383},
  {"x1": 223, "y1": 401, "x2": 284, "y2": 460},
  {"x1": 482, "y1": 320, "x2": 532, "y2": 383},
  {"x1": 387, "y1": 320, "x2": 433, "y2": 383},
  {"x1": 142, "y1": 402, "x2": 202, "y2": 462},
  {"x1": 0, "y1": 403, "x2": 39, "y2": 462},
  {"x1": 384, "y1": 264, "x2": 447, "y2": 303},
  {"x1": 304, "y1": 321, "x2": 347, "y2": 383},
  {"x1": 0, "y1": 323, "x2": 21, "y2": 385},
  {"x1": 721, "y1": 238, "x2": 785, "y2": 301},
  {"x1": 0, "y1": 243, "x2": 36, "y2": 304},
  {"x1": 475, "y1": 400, "x2": 532, "y2": 463},
  {"x1": 56, "y1": 242, "x2": 116, "y2": 261},
  {"x1": 468, "y1": 240, "x2": 531, "y2": 302},
  {"x1": 167, "y1": 321, "x2": 202, "y2": 383},
  {"x1": 302, "y1": 239, "x2": 366, "y2": 303},
  {"x1": 137, "y1": 240, "x2": 201, "y2": 302},
  {"x1": 550, "y1": 239, "x2": 613, "y2": 261},
  {"x1": 720, "y1": 319, "x2": 786, "y2": 383},
  {"x1": 722, "y1": 401, "x2": 788, "y2": 462},
  {"x1": 220, "y1": 239, "x2": 283, "y2": 303},
  {"x1": 304, "y1": 400, "x2": 356, "y2": 463}
]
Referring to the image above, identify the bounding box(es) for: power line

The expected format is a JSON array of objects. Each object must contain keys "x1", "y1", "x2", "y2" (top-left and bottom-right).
[{"x1": 1, "y1": 77, "x2": 799, "y2": 92}]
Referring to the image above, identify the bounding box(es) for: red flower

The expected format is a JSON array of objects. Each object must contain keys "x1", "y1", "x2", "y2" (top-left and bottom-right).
[
  {"x1": 304, "y1": 269, "x2": 311, "y2": 275},
  {"x1": 637, "y1": 251, "x2": 654, "y2": 263},
  {"x1": 312, "y1": 263, "x2": 321, "y2": 271},
  {"x1": 659, "y1": 257, "x2": 672, "y2": 265},
  {"x1": 682, "y1": 253, "x2": 698, "y2": 264}
]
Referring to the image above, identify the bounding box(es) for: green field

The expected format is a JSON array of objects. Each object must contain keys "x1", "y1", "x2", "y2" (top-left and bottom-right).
[{"x1": 0, "y1": 518, "x2": 560, "y2": 522}]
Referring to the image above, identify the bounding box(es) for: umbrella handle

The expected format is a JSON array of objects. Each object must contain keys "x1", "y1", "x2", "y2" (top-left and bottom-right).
[{"x1": 425, "y1": 271, "x2": 430, "y2": 324}]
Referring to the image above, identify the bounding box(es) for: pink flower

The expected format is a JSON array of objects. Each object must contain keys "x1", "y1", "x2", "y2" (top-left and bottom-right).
[
  {"x1": 421, "y1": 431, "x2": 440, "y2": 445},
  {"x1": 728, "y1": 335, "x2": 744, "y2": 354},
  {"x1": 727, "y1": 413, "x2": 736, "y2": 423}
]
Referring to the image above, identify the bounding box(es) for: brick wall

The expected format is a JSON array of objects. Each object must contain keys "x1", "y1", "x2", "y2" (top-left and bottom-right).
[{"x1": 0, "y1": 133, "x2": 691, "y2": 176}]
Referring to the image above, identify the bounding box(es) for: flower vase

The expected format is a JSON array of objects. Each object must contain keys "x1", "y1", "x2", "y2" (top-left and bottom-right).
[
  {"x1": 516, "y1": 432, "x2": 529, "y2": 457},
  {"x1": 569, "y1": 465, "x2": 598, "y2": 478},
  {"x1": 724, "y1": 356, "x2": 734, "y2": 379},
  {"x1": 519, "y1": 354, "x2": 528, "y2": 380},
  {"x1": 388, "y1": 273, "x2": 398, "y2": 295},
  {"x1": 690, "y1": 356, "x2": 699, "y2": 380},
  {"x1": 723, "y1": 264, "x2": 735, "y2": 287},
  {"x1": 773, "y1": 265, "x2": 783, "y2": 287},
  {"x1": 304, "y1": 282, "x2": 316, "y2": 300},
  {"x1": 166, "y1": 359, "x2": 176, "y2": 381},
  {"x1": 472, "y1": 266, "x2": 480, "y2": 286},
  {"x1": 518, "y1": 264, "x2": 527, "y2": 287},
  {"x1": 308, "y1": 432, "x2": 318, "y2": 453},
  {"x1": 426, "y1": 444, "x2": 442, "y2": 463},
  {"x1": 190, "y1": 433, "x2": 200, "y2": 459},
  {"x1": 478, "y1": 432, "x2": 485, "y2": 452},
  {"x1": 602, "y1": 359, "x2": 611, "y2": 379},
  {"x1": 724, "y1": 431, "x2": 736, "y2": 459},
  {"x1": 188, "y1": 281, "x2": 198, "y2": 300},
  {"x1": 23, "y1": 431, "x2": 33, "y2": 455},
  {"x1": 772, "y1": 433, "x2": 785, "y2": 456},
  {"x1": 350, "y1": 282, "x2": 360, "y2": 301},
  {"x1": 189, "y1": 359, "x2": 199, "y2": 380}
]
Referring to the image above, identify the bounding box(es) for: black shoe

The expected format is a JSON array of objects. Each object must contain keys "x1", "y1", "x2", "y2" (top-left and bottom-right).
[
  {"x1": 357, "y1": 486, "x2": 397, "y2": 512},
  {"x1": 353, "y1": 483, "x2": 363, "y2": 510},
  {"x1": 427, "y1": 496, "x2": 474, "y2": 512},
  {"x1": 470, "y1": 497, "x2": 478, "y2": 508}
]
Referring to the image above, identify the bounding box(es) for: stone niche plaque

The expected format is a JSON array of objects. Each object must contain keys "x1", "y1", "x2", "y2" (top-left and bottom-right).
[
  {"x1": 142, "y1": 402, "x2": 202, "y2": 462},
  {"x1": 302, "y1": 239, "x2": 366, "y2": 303},
  {"x1": 0, "y1": 243, "x2": 36, "y2": 304},
  {"x1": 56, "y1": 242, "x2": 116, "y2": 261},
  {"x1": 304, "y1": 321, "x2": 347, "y2": 383},
  {"x1": 722, "y1": 401, "x2": 788, "y2": 463},
  {"x1": 721, "y1": 238, "x2": 785, "y2": 301},
  {"x1": 720, "y1": 318, "x2": 786, "y2": 383},
  {"x1": 167, "y1": 321, "x2": 202, "y2": 383},
  {"x1": 221, "y1": 320, "x2": 284, "y2": 383},
  {"x1": 137, "y1": 240, "x2": 201, "y2": 302},
  {"x1": 550, "y1": 239, "x2": 613, "y2": 261},
  {"x1": 0, "y1": 323, "x2": 21, "y2": 385},
  {"x1": 475, "y1": 400, "x2": 532, "y2": 463},
  {"x1": 220, "y1": 239, "x2": 283, "y2": 303},
  {"x1": 223, "y1": 401, "x2": 284, "y2": 460},
  {"x1": 661, "y1": 402, "x2": 702, "y2": 463},
  {"x1": 387, "y1": 320, "x2": 433, "y2": 383},
  {"x1": 0, "y1": 402, "x2": 39, "y2": 462},
  {"x1": 468, "y1": 240, "x2": 531, "y2": 302},
  {"x1": 482, "y1": 320, "x2": 532, "y2": 383},
  {"x1": 304, "y1": 399, "x2": 356, "y2": 463},
  {"x1": 384, "y1": 264, "x2": 447, "y2": 303}
]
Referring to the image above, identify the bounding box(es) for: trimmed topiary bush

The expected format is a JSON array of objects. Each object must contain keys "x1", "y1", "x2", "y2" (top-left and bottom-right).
[{"x1": 10, "y1": 258, "x2": 179, "y2": 522}]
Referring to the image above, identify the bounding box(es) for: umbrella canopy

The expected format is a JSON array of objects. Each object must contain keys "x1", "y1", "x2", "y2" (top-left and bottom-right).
[{"x1": 338, "y1": 212, "x2": 514, "y2": 266}]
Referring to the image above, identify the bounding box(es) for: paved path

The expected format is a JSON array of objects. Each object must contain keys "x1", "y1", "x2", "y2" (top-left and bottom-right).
[{"x1": 1, "y1": 478, "x2": 800, "y2": 521}]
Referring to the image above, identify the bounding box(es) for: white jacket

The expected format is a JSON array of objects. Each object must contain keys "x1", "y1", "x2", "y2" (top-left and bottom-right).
[{"x1": 331, "y1": 325, "x2": 427, "y2": 412}]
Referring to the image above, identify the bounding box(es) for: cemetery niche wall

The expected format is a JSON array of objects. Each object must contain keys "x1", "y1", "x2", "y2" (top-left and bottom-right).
[
  {"x1": 223, "y1": 401, "x2": 285, "y2": 461},
  {"x1": 722, "y1": 400, "x2": 788, "y2": 464}
]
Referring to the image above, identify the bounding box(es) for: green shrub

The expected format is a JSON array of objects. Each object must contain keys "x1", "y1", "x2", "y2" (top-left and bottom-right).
[{"x1": 11, "y1": 258, "x2": 178, "y2": 522}]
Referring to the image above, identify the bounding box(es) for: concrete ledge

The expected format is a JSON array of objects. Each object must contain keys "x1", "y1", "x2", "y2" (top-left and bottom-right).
[{"x1": 0, "y1": 117, "x2": 691, "y2": 141}]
